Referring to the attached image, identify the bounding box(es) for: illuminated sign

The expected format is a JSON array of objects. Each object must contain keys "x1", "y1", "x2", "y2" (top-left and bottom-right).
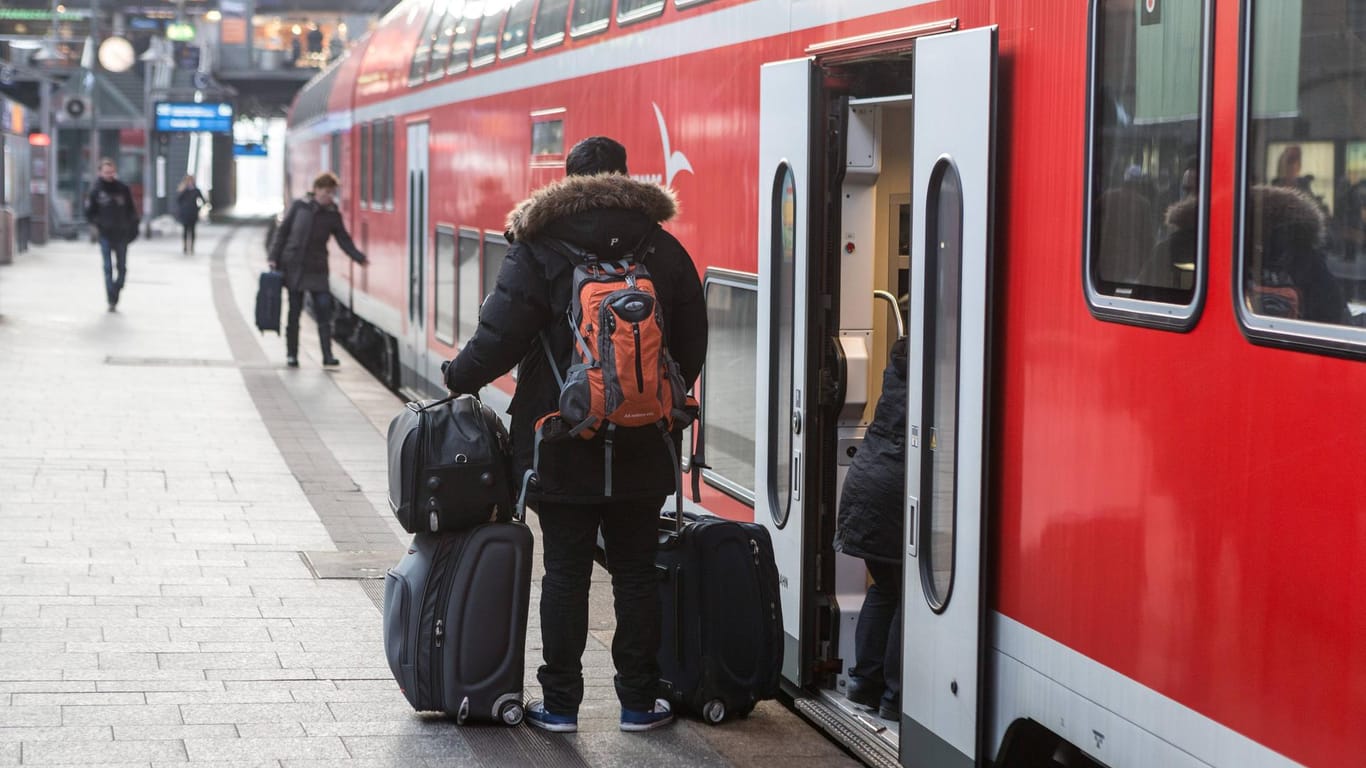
[
  {"x1": 166, "y1": 22, "x2": 195, "y2": 42},
  {"x1": 154, "y1": 102, "x2": 233, "y2": 133}
]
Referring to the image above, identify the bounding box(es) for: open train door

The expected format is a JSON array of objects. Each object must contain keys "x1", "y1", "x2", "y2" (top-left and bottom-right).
[
  {"x1": 756, "y1": 57, "x2": 818, "y2": 688},
  {"x1": 403, "y1": 121, "x2": 432, "y2": 394},
  {"x1": 901, "y1": 26, "x2": 996, "y2": 767}
]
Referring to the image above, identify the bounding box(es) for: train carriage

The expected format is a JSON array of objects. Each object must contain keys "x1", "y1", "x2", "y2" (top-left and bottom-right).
[{"x1": 285, "y1": 1, "x2": 1366, "y2": 766}]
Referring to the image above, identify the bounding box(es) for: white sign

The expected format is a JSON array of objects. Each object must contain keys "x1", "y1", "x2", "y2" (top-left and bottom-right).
[{"x1": 156, "y1": 156, "x2": 166, "y2": 198}]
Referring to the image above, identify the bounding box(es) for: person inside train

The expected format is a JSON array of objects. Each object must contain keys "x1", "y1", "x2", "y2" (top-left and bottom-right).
[
  {"x1": 1096, "y1": 166, "x2": 1157, "y2": 286},
  {"x1": 442, "y1": 137, "x2": 708, "y2": 734},
  {"x1": 1142, "y1": 157, "x2": 1200, "y2": 290},
  {"x1": 1245, "y1": 184, "x2": 1350, "y2": 325},
  {"x1": 267, "y1": 172, "x2": 368, "y2": 367},
  {"x1": 834, "y1": 334, "x2": 909, "y2": 722}
]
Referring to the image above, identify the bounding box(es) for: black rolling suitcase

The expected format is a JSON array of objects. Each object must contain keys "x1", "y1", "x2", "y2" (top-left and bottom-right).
[
  {"x1": 656, "y1": 511, "x2": 783, "y2": 723},
  {"x1": 387, "y1": 396, "x2": 515, "y2": 534},
  {"x1": 383, "y1": 520, "x2": 533, "y2": 725},
  {"x1": 255, "y1": 270, "x2": 282, "y2": 334}
]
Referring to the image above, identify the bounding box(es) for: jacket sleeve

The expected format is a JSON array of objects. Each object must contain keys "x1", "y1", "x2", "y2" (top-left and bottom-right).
[
  {"x1": 666, "y1": 245, "x2": 708, "y2": 390},
  {"x1": 331, "y1": 214, "x2": 366, "y2": 263},
  {"x1": 268, "y1": 202, "x2": 297, "y2": 263},
  {"x1": 84, "y1": 189, "x2": 97, "y2": 222},
  {"x1": 445, "y1": 243, "x2": 553, "y2": 394}
]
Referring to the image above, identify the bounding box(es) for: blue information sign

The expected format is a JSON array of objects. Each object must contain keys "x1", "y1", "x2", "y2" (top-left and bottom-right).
[
  {"x1": 233, "y1": 142, "x2": 267, "y2": 157},
  {"x1": 154, "y1": 102, "x2": 233, "y2": 133}
]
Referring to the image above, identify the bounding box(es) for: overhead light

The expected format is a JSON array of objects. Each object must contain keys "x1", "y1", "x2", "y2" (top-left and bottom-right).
[
  {"x1": 291, "y1": 24, "x2": 301, "y2": 35},
  {"x1": 55, "y1": 4, "x2": 65, "y2": 13},
  {"x1": 205, "y1": 10, "x2": 221, "y2": 22},
  {"x1": 8, "y1": 39, "x2": 43, "y2": 51}
]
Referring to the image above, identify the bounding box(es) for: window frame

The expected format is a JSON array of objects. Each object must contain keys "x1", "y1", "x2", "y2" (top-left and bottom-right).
[
  {"x1": 531, "y1": 108, "x2": 567, "y2": 165},
  {"x1": 617, "y1": 0, "x2": 665, "y2": 26},
  {"x1": 767, "y1": 162, "x2": 797, "y2": 529},
  {"x1": 1233, "y1": 0, "x2": 1366, "y2": 360},
  {"x1": 408, "y1": 1, "x2": 443, "y2": 84},
  {"x1": 360, "y1": 122, "x2": 372, "y2": 208},
  {"x1": 427, "y1": 1, "x2": 464, "y2": 81},
  {"x1": 447, "y1": 6, "x2": 479, "y2": 75},
  {"x1": 499, "y1": 0, "x2": 534, "y2": 60},
  {"x1": 674, "y1": 0, "x2": 712, "y2": 8},
  {"x1": 701, "y1": 268, "x2": 759, "y2": 507},
  {"x1": 1082, "y1": 0, "x2": 1215, "y2": 332},
  {"x1": 472, "y1": 6, "x2": 506, "y2": 68},
  {"x1": 570, "y1": 0, "x2": 611, "y2": 39},
  {"x1": 533, "y1": 0, "x2": 569, "y2": 50},
  {"x1": 434, "y1": 225, "x2": 458, "y2": 345},
  {"x1": 482, "y1": 231, "x2": 509, "y2": 301},
  {"x1": 456, "y1": 227, "x2": 483, "y2": 343}
]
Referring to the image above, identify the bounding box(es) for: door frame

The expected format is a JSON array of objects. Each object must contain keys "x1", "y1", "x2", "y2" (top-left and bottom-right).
[{"x1": 404, "y1": 121, "x2": 431, "y2": 393}]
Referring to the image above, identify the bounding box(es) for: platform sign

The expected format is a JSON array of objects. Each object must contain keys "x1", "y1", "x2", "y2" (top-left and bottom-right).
[
  {"x1": 154, "y1": 102, "x2": 233, "y2": 133},
  {"x1": 233, "y1": 142, "x2": 267, "y2": 157}
]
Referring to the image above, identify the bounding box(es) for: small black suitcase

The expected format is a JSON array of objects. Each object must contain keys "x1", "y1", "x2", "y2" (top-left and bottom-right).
[
  {"x1": 387, "y1": 396, "x2": 515, "y2": 534},
  {"x1": 383, "y1": 521, "x2": 533, "y2": 725},
  {"x1": 656, "y1": 511, "x2": 783, "y2": 723},
  {"x1": 255, "y1": 270, "x2": 282, "y2": 334}
]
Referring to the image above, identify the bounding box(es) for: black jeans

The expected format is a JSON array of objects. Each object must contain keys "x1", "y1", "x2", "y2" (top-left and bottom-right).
[
  {"x1": 535, "y1": 497, "x2": 664, "y2": 715},
  {"x1": 285, "y1": 288, "x2": 334, "y2": 359},
  {"x1": 99, "y1": 238, "x2": 128, "y2": 306},
  {"x1": 182, "y1": 221, "x2": 197, "y2": 253},
  {"x1": 851, "y1": 560, "x2": 902, "y2": 706}
]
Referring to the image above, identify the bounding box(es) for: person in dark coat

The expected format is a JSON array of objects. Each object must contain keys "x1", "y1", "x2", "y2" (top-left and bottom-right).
[
  {"x1": 1245, "y1": 184, "x2": 1349, "y2": 324},
  {"x1": 443, "y1": 137, "x2": 707, "y2": 733},
  {"x1": 267, "y1": 172, "x2": 367, "y2": 367},
  {"x1": 84, "y1": 157, "x2": 140, "y2": 312},
  {"x1": 175, "y1": 175, "x2": 207, "y2": 255},
  {"x1": 833, "y1": 336, "x2": 908, "y2": 721}
]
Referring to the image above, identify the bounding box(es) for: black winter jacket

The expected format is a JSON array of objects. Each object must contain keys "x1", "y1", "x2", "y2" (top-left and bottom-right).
[
  {"x1": 444, "y1": 174, "x2": 708, "y2": 503},
  {"x1": 176, "y1": 186, "x2": 206, "y2": 226},
  {"x1": 85, "y1": 178, "x2": 139, "y2": 245},
  {"x1": 834, "y1": 338, "x2": 908, "y2": 564},
  {"x1": 268, "y1": 194, "x2": 366, "y2": 292}
]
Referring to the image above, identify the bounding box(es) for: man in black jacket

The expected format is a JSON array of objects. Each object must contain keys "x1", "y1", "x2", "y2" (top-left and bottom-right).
[
  {"x1": 443, "y1": 137, "x2": 707, "y2": 733},
  {"x1": 268, "y1": 172, "x2": 367, "y2": 367},
  {"x1": 84, "y1": 158, "x2": 140, "y2": 312}
]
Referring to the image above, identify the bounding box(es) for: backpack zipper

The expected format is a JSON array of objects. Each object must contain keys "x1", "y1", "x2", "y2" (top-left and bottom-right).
[{"x1": 632, "y1": 324, "x2": 644, "y2": 392}]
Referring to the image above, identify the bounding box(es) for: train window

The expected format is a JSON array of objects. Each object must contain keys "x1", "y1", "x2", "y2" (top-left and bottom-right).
[
  {"x1": 458, "y1": 229, "x2": 481, "y2": 342},
  {"x1": 434, "y1": 226, "x2": 457, "y2": 345},
  {"x1": 360, "y1": 123, "x2": 372, "y2": 207},
  {"x1": 534, "y1": 0, "x2": 569, "y2": 48},
  {"x1": 1236, "y1": 0, "x2": 1366, "y2": 355},
  {"x1": 920, "y1": 159, "x2": 963, "y2": 613},
  {"x1": 483, "y1": 234, "x2": 508, "y2": 299},
  {"x1": 428, "y1": 2, "x2": 464, "y2": 78},
  {"x1": 618, "y1": 0, "x2": 664, "y2": 25},
  {"x1": 329, "y1": 131, "x2": 342, "y2": 177},
  {"x1": 381, "y1": 118, "x2": 396, "y2": 209},
  {"x1": 532, "y1": 116, "x2": 565, "y2": 158},
  {"x1": 768, "y1": 163, "x2": 796, "y2": 528},
  {"x1": 448, "y1": 3, "x2": 479, "y2": 74},
  {"x1": 702, "y1": 270, "x2": 759, "y2": 504},
  {"x1": 500, "y1": 0, "x2": 534, "y2": 59},
  {"x1": 571, "y1": 0, "x2": 611, "y2": 37},
  {"x1": 473, "y1": 5, "x2": 505, "y2": 67},
  {"x1": 1085, "y1": 0, "x2": 1211, "y2": 330},
  {"x1": 408, "y1": 0, "x2": 444, "y2": 83}
]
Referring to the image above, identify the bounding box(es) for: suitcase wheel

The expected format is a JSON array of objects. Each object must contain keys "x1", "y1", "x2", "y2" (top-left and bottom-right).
[
  {"x1": 499, "y1": 700, "x2": 525, "y2": 726},
  {"x1": 702, "y1": 698, "x2": 726, "y2": 725}
]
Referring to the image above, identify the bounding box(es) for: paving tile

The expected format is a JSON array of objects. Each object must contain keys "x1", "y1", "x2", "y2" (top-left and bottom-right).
[
  {"x1": 182, "y1": 737, "x2": 348, "y2": 762},
  {"x1": 339, "y1": 734, "x2": 477, "y2": 761},
  {"x1": 19, "y1": 738, "x2": 188, "y2": 764},
  {"x1": 61, "y1": 704, "x2": 184, "y2": 726},
  {"x1": 0, "y1": 726, "x2": 111, "y2": 742},
  {"x1": 179, "y1": 703, "x2": 334, "y2": 725}
]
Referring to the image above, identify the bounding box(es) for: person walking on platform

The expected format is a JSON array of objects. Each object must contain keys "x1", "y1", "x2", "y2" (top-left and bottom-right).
[
  {"x1": 442, "y1": 137, "x2": 708, "y2": 734},
  {"x1": 175, "y1": 175, "x2": 207, "y2": 255},
  {"x1": 267, "y1": 172, "x2": 367, "y2": 368},
  {"x1": 85, "y1": 158, "x2": 140, "y2": 312}
]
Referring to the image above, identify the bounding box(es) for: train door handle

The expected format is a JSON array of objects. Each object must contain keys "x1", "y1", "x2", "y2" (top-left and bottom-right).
[{"x1": 792, "y1": 411, "x2": 803, "y2": 435}]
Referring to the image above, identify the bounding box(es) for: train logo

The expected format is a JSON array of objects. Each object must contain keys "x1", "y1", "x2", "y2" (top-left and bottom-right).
[{"x1": 653, "y1": 102, "x2": 693, "y2": 187}]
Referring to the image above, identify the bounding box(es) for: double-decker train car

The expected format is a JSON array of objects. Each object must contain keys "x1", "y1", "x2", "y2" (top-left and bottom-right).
[{"x1": 284, "y1": 1, "x2": 1366, "y2": 766}]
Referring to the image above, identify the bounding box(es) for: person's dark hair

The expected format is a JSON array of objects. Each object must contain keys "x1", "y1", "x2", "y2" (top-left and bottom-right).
[
  {"x1": 565, "y1": 136, "x2": 628, "y2": 177},
  {"x1": 312, "y1": 171, "x2": 340, "y2": 191}
]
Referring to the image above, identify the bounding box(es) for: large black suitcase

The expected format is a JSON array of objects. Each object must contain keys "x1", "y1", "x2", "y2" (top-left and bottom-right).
[
  {"x1": 255, "y1": 270, "x2": 282, "y2": 334},
  {"x1": 382, "y1": 521, "x2": 533, "y2": 725},
  {"x1": 655, "y1": 511, "x2": 783, "y2": 723},
  {"x1": 387, "y1": 396, "x2": 515, "y2": 534}
]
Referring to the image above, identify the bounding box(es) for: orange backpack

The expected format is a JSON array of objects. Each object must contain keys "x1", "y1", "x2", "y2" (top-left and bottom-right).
[{"x1": 525, "y1": 234, "x2": 697, "y2": 501}]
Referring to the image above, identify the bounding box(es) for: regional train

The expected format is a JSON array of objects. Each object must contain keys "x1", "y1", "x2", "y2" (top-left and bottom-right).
[{"x1": 283, "y1": 1, "x2": 1366, "y2": 766}]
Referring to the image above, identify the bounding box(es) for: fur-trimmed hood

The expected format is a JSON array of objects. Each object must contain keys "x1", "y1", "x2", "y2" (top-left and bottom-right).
[
  {"x1": 1249, "y1": 184, "x2": 1324, "y2": 246},
  {"x1": 505, "y1": 173, "x2": 677, "y2": 242}
]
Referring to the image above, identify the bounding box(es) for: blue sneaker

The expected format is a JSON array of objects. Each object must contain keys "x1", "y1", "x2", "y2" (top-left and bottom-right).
[
  {"x1": 620, "y1": 698, "x2": 674, "y2": 732},
  {"x1": 525, "y1": 700, "x2": 577, "y2": 733}
]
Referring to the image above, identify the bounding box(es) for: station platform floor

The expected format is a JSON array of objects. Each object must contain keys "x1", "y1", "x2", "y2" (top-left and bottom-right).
[{"x1": 0, "y1": 224, "x2": 858, "y2": 767}]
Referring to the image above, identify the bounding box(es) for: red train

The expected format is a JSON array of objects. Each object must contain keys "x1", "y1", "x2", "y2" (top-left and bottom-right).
[{"x1": 285, "y1": 1, "x2": 1366, "y2": 766}]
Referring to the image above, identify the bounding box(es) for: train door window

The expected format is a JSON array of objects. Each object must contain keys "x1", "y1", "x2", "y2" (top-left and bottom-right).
[
  {"x1": 1236, "y1": 0, "x2": 1366, "y2": 356},
  {"x1": 768, "y1": 163, "x2": 797, "y2": 526},
  {"x1": 329, "y1": 131, "x2": 342, "y2": 178},
  {"x1": 534, "y1": 0, "x2": 569, "y2": 49},
  {"x1": 618, "y1": 0, "x2": 664, "y2": 25},
  {"x1": 1085, "y1": 0, "x2": 1212, "y2": 330},
  {"x1": 448, "y1": 3, "x2": 479, "y2": 74},
  {"x1": 360, "y1": 123, "x2": 373, "y2": 208},
  {"x1": 408, "y1": 0, "x2": 444, "y2": 83},
  {"x1": 435, "y1": 226, "x2": 457, "y2": 345},
  {"x1": 571, "y1": 0, "x2": 611, "y2": 37},
  {"x1": 532, "y1": 113, "x2": 566, "y2": 160},
  {"x1": 500, "y1": 0, "x2": 534, "y2": 59},
  {"x1": 473, "y1": 4, "x2": 505, "y2": 67},
  {"x1": 702, "y1": 270, "x2": 759, "y2": 504},
  {"x1": 428, "y1": 1, "x2": 464, "y2": 78},
  {"x1": 384, "y1": 118, "x2": 397, "y2": 209},
  {"x1": 483, "y1": 233, "x2": 509, "y2": 299},
  {"x1": 458, "y1": 228, "x2": 482, "y2": 342}
]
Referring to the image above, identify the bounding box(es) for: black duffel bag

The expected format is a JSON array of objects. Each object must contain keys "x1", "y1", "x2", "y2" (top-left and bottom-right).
[{"x1": 387, "y1": 395, "x2": 515, "y2": 533}]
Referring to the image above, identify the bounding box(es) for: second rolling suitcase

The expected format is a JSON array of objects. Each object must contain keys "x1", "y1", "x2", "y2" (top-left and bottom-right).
[
  {"x1": 655, "y1": 511, "x2": 783, "y2": 723},
  {"x1": 382, "y1": 520, "x2": 533, "y2": 725}
]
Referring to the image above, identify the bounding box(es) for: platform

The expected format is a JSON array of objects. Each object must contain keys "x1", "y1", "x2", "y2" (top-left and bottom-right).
[{"x1": 0, "y1": 225, "x2": 857, "y2": 767}]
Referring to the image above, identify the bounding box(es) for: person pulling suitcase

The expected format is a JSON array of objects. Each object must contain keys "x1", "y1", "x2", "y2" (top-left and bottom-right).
[{"x1": 442, "y1": 137, "x2": 708, "y2": 733}]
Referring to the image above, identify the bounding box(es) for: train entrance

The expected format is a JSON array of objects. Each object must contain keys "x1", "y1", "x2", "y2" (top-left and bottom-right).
[
  {"x1": 755, "y1": 26, "x2": 997, "y2": 768},
  {"x1": 403, "y1": 121, "x2": 433, "y2": 396}
]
